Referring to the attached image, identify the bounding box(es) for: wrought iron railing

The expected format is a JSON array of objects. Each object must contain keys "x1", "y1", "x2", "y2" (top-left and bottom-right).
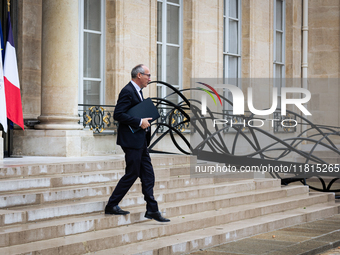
[
  {"x1": 78, "y1": 104, "x2": 117, "y2": 133},
  {"x1": 78, "y1": 100, "x2": 190, "y2": 135},
  {"x1": 150, "y1": 81, "x2": 340, "y2": 194},
  {"x1": 79, "y1": 81, "x2": 340, "y2": 194},
  {"x1": 273, "y1": 111, "x2": 297, "y2": 133}
]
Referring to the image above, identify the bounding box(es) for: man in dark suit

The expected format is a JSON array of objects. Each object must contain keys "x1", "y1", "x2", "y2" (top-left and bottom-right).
[{"x1": 105, "y1": 64, "x2": 170, "y2": 222}]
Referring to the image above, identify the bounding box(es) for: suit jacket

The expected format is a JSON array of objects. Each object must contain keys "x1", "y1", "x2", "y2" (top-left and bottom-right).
[{"x1": 114, "y1": 82, "x2": 151, "y2": 149}]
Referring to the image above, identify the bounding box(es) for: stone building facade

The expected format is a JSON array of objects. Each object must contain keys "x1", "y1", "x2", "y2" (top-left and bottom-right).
[{"x1": 0, "y1": 0, "x2": 339, "y2": 159}]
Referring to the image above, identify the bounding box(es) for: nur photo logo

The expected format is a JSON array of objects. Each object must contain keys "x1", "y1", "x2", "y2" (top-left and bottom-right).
[
  {"x1": 197, "y1": 82, "x2": 312, "y2": 117},
  {"x1": 196, "y1": 82, "x2": 223, "y2": 115}
]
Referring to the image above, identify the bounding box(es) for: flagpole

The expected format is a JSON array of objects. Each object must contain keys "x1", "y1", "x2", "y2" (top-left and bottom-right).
[{"x1": 7, "y1": 0, "x2": 10, "y2": 12}]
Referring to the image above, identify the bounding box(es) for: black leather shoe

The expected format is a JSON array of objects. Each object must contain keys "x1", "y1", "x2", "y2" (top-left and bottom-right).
[
  {"x1": 145, "y1": 211, "x2": 170, "y2": 222},
  {"x1": 105, "y1": 205, "x2": 130, "y2": 215}
]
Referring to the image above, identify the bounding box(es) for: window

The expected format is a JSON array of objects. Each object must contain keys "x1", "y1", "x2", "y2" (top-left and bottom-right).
[
  {"x1": 273, "y1": 0, "x2": 285, "y2": 106},
  {"x1": 157, "y1": 0, "x2": 182, "y2": 105},
  {"x1": 79, "y1": 0, "x2": 105, "y2": 105},
  {"x1": 223, "y1": 0, "x2": 241, "y2": 110}
]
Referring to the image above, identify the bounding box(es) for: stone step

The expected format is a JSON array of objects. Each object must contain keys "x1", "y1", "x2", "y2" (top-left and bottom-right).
[
  {"x1": 0, "y1": 193, "x2": 334, "y2": 254},
  {"x1": 0, "y1": 181, "x2": 300, "y2": 226},
  {"x1": 0, "y1": 173, "x2": 280, "y2": 209},
  {"x1": 0, "y1": 176, "x2": 218, "y2": 208},
  {"x1": 0, "y1": 180, "x2": 297, "y2": 226},
  {"x1": 0, "y1": 170, "x2": 121, "y2": 192},
  {"x1": 0, "y1": 164, "x2": 191, "y2": 193},
  {"x1": 95, "y1": 202, "x2": 339, "y2": 255},
  {"x1": 0, "y1": 154, "x2": 191, "y2": 179},
  {"x1": 0, "y1": 185, "x2": 313, "y2": 245}
]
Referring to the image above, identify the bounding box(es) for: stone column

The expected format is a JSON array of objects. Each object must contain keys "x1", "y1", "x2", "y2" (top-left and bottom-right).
[
  {"x1": 13, "y1": 0, "x2": 94, "y2": 157},
  {"x1": 35, "y1": 0, "x2": 81, "y2": 130}
]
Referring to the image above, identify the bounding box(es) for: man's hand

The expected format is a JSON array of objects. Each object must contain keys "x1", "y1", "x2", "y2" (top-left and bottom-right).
[{"x1": 141, "y1": 117, "x2": 152, "y2": 129}]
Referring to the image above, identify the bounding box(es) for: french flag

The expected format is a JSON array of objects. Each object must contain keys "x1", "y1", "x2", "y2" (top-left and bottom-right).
[
  {"x1": 4, "y1": 12, "x2": 24, "y2": 130},
  {"x1": 0, "y1": 19, "x2": 7, "y2": 133}
]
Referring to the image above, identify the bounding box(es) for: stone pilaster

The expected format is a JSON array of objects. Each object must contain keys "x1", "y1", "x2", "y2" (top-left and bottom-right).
[
  {"x1": 17, "y1": 0, "x2": 42, "y2": 120},
  {"x1": 105, "y1": 0, "x2": 157, "y2": 104}
]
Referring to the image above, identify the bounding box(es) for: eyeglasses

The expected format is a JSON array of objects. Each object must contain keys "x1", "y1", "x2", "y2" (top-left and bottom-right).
[{"x1": 140, "y1": 73, "x2": 151, "y2": 78}]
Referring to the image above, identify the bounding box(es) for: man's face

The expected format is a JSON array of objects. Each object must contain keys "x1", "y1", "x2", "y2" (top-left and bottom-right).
[{"x1": 138, "y1": 66, "x2": 151, "y2": 89}]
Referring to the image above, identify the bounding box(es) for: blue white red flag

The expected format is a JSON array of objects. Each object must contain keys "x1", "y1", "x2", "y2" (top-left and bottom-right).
[
  {"x1": 0, "y1": 19, "x2": 7, "y2": 132},
  {"x1": 4, "y1": 12, "x2": 24, "y2": 130}
]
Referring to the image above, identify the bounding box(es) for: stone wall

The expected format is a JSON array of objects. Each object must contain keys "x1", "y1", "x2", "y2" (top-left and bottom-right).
[
  {"x1": 17, "y1": 0, "x2": 42, "y2": 120},
  {"x1": 307, "y1": 1, "x2": 340, "y2": 142},
  {"x1": 105, "y1": 0, "x2": 157, "y2": 105},
  {"x1": 285, "y1": 0, "x2": 302, "y2": 79}
]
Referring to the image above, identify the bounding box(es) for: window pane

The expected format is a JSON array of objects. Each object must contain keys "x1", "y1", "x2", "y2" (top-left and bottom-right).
[
  {"x1": 275, "y1": 64, "x2": 282, "y2": 81},
  {"x1": 84, "y1": 32, "x2": 101, "y2": 78},
  {"x1": 167, "y1": 5, "x2": 179, "y2": 44},
  {"x1": 276, "y1": 31, "x2": 282, "y2": 62},
  {"x1": 168, "y1": 0, "x2": 179, "y2": 4},
  {"x1": 224, "y1": 56, "x2": 239, "y2": 84},
  {"x1": 157, "y1": 44, "x2": 162, "y2": 81},
  {"x1": 229, "y1": 19, "x2": 238, "y2": 54},
  {"x1": 166, "y1": 46, "x2": 179, "y2": 85},
  {"x1": 229, "y1": 0, "x2": 238, "y2": 19},
  {"x1": 276, "y1": 0, "x2": 282, "y2": 30},
  {"x1": 166, "y1": 86, "x2": 179, "y2": 105},
  {"x1": 228, "y1": 56, "x2": 238, "y2": 79},
  {"x1": 275, "y1": 65, "x2": 282, "y2": 107},
  {"x1": 223, "y1": 55, "x2": 227, "y2": 79},
  {"x1": 224, "y1": 0, "x2": 227, "y2": 16},
  {"x1": 83, "y1": 80, "x2": 100, "y2": 105},
  {"x1": 157, "y1": 85, "x2": 162, "y2": 99},
  {"x1": 228, "y1": 90, "x2": 234, "y2": 105},
  {"x1": 223, "y1": 17, "x2": 227, "y2": 52},
  {"x1": 84, "y1": 0, "x2": 101, "y2": 31},
  {"x1": 157, "y1": 2, "x2": 162, "y2": 42}
]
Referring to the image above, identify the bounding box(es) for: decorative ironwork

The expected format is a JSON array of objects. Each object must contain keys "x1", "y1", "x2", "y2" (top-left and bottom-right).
[
  {"x1": 273, "y1": 111, "x2": 296, "y2": 133},
  {"x1": 157, "y1": 107, "x2": 189, "y2": 133},
  {"x1": 78, "y1": 104, "x2": 117, "y2": 133},
  {"x1": 77, "y1": 81, "x2": 340, "y2": 194},
  {"x1": 222, "y1": 110, "x2": 248, "y2": 133},
  {"x1": 146, "y1": 81, "x2": 340, "y2": 194}
]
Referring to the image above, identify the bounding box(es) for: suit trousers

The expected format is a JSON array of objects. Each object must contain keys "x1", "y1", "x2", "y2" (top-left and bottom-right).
[{"x1": 107, "y1": 139, "x2": 159, "y2": 212}]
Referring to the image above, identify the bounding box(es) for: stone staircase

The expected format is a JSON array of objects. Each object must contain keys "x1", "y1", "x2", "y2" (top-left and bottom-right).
[{"x1": 0, "y1": 154, "x2": 338, "y2": 255}]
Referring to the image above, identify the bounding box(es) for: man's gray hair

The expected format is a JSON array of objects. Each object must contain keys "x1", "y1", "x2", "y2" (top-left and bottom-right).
[{"x1": 131, "y1": 64, "x2": 145, "y2": 78}]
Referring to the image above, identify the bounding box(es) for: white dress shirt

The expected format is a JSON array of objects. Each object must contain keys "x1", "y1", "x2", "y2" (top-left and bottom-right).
[{"x1": 130, "y1": 80, "x2": 143, "y2": 126}]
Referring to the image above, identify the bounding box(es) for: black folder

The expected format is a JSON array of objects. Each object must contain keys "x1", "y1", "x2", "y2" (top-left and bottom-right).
[{"x1": 127, "y1": 98, "x2": 160, "y2": 133}]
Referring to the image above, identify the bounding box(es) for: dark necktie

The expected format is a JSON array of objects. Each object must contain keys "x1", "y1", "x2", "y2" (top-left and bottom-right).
[{"x1": 139, "y1": 90, "x2": 144, "y2": 101}]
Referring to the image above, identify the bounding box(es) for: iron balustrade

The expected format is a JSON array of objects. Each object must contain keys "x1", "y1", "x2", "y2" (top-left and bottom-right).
[
  {"x1": 78, "y1": 101, "x2": 190, "y2": 135},
  {"x1": 150, "y1": 81, "x2": 340, "y2": 194},
  {"x1": 78, "y1": 81, "x2": 340, "y2": 194},
  {"x1": 78, "y1": 104, "x2": 117, "y2": 133}
]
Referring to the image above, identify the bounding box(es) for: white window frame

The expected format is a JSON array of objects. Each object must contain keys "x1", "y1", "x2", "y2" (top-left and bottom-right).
[
  {"x1": 223, "y1": 0, "x2": 242, "y2": 82},
  {"x1": 79, "y1": 0, "x2": 106, "y2": 105},
  {"x1": 223, "y1": 0, "x2": 242, "y2": 113},
  {"x1": 273, "y1": 0, "x2": 285, "y2": 95},
  {"x1": 156, "y1": 0, "x2": 183, "y2": 102}
]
